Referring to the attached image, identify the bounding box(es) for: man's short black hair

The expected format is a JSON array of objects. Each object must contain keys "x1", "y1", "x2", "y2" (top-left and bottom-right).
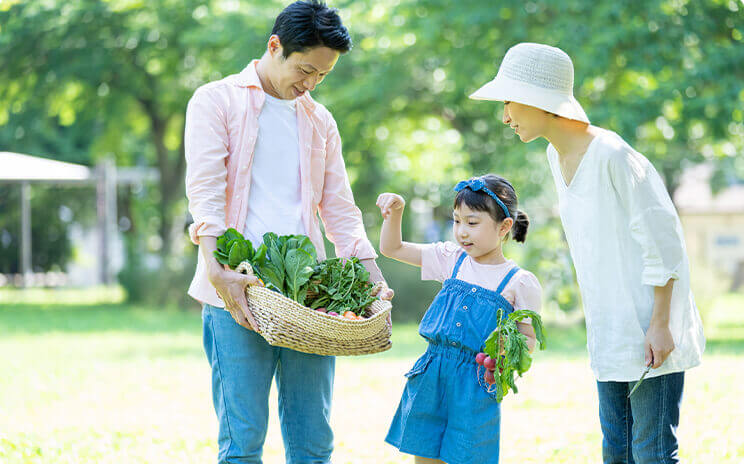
[{"x1": 271, "y1": 0, "x2": 352, "y2": 58}]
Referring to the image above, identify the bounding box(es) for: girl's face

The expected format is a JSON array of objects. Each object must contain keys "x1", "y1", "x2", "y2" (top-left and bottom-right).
[
  {"x1": 452, "y1": 203, "x2": 513, "y2": 263},
  {"x1": 502, "y1": 101, "x2": 551, "y2": 143}
]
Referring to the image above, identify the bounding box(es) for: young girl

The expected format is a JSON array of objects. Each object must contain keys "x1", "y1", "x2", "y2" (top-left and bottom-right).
[
  {"x1": 377, "y1": 174, "x2": 542, "y2": 464},
  {"x1": 470, "y1": 43, "x2": 705, "y2": 463}
]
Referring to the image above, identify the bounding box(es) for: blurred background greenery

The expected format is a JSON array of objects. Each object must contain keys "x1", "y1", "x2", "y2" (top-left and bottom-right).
[{"x1": 1, "y1": 0, "x2": 743, "y2": 323}]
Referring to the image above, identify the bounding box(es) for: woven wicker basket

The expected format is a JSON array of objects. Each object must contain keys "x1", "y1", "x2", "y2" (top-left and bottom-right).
[{"x1": 236, "y1": 262, "x2": 392, "y2": 356}]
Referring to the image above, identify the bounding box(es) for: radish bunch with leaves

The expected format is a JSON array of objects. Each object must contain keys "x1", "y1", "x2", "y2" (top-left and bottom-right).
[{"x1": 475, "y1": 309, "x2": 546, "y2": 402}]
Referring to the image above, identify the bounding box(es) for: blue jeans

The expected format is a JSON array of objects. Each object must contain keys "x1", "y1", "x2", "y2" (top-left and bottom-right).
[
  {"x1": 202, "y1": 304, "x2": 335, "y2": 464},
  {"x1": 597, "y1": 371, "x2": 684, "y2": 464}
]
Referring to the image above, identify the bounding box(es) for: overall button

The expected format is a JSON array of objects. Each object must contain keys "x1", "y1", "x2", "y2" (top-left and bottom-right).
[
  {"x1": 471, "y1": 287, "x2": 477, "y2": 292},
  {"x1": 451, "y1": 341, "x2": 458, "y2": 347},
  {"x1": 456, "y1": 322, "x2": 462, "y2": 327},
  {"x1": 462, "y1": 305, "x2": 468, "y2": 310}
]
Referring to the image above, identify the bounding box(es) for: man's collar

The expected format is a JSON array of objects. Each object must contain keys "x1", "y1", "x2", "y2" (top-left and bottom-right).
[{"x1": 236, "y1": 60, "x2": 317, "y2": 112}]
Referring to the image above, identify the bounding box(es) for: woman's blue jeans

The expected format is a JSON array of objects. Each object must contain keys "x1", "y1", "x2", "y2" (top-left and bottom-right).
[
  {"x1": 597, "y1": 371, "x2": 684, "y2": 464},
  {"x1": 202, "y1": 304, "x2": 335, "y2": 464}
]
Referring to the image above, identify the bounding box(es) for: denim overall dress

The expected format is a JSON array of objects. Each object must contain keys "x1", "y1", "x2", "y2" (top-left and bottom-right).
[{"x1": 385, "y1": 252, "x2": 519, "y2": 464}]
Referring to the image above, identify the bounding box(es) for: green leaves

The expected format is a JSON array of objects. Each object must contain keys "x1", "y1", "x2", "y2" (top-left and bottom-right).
[
  {"x1": 228, "y1": 240, "x2": 252, "y2": 268},
  {"x1": 213, "y1": 230, "x2": 376, "y2": 312},
  {"x1": 304, "y1": 257, "x2": 377, "y2": 316},
  {"x1": 284, "y1": 248, "x2": 316, "y2": 305},
  {"x1": 256, "y1": 232, "x2": 320, "y2": 296},
  {"x1": 483, "y1": 308, "x2": 547, "y2": 402},
  {"x1": 214, "y1": 228, "x2": 260, "y2": 270}
]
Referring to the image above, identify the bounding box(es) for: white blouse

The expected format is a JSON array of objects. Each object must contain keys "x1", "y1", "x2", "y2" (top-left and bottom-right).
[{"x1": 547, "y1": 128, "x2": 705, "y2": 382}]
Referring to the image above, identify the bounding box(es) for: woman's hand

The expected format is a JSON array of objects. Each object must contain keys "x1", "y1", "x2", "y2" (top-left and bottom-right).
[
  {"x1": 376, "y1": 193, "x2": 406, "y2": 219},
  {"x1": 645, "y1": 322, "x2": 675, "y2": 368}
]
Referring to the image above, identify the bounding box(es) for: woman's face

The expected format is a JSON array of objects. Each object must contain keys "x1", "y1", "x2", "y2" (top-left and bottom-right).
[{"x1": 502, "y1": 101, "x2": 551, "y2": 143}]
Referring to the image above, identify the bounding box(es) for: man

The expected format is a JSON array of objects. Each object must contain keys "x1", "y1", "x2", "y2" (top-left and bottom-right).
[{"x1": 184, "y1": 2, "x2": 392, "y2": 462}]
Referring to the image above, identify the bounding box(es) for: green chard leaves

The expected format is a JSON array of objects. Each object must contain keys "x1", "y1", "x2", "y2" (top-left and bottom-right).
[
  {"x1": 304, "y1": 257, "x2": 377, "y2": 316},
  {"x1": 213, "y1": 229, "x2": 377, "y2": 313},
  {"x1": 483, "y1": 309, "x2": 547, "y2": 402}
]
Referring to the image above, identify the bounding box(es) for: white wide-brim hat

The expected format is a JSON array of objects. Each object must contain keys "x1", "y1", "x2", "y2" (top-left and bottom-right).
[{"x1": 470, "y1": 42, "x2": 590, "y2": 124}]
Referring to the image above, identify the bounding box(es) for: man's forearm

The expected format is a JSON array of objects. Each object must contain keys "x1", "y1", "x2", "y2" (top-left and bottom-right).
[
  {"x1": 360, "y1": 258, "x2": 386, "y2": 285},
  {"x1": 198, "y1": 235, "x2": 223, "y2": 279}
]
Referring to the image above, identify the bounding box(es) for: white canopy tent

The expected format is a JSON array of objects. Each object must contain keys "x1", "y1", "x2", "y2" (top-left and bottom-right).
[
  {"x1": 1, "y1": 151, "x2": 157, "y2": 287},
  {"x1": 1, "y1": 151, "x2": 93, "y2": 182}
]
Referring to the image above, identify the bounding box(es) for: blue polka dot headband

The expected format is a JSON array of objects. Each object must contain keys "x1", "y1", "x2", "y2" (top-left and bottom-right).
[{"x1": 454, "y1": 178, "x2": 512, "y2": 219}]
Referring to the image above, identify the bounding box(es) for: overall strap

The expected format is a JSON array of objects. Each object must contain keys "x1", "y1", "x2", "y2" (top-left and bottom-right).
[
  {"x1": 450, "y1": 252, "x2": 468, "y2": 279},
  {"x1": 495, "y1": 266, "x2": 521, "y2": 294}
]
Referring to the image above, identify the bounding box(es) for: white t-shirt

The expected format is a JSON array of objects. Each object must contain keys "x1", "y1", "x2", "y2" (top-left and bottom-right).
[
  {"x1": 547, "y1": 128, "x2": 705, "y2": 382},
  {"x1": 421, "y1": 241, "x2": 542, "y2": 315},
  {"x1": 243, "y1": 93, "x2": 305, "y2": 245}
]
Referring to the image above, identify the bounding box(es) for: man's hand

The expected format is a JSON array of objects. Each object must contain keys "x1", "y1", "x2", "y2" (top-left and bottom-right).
[
  {"x1": 370, "y1": 281, "x2": 394, "y2": 329},
  {"x1": 371, "y1": 281, "x2": 395, "y2": 301},
  {"x1": 644, "y1": 321, "x2": 675, "y2": 368},
  {"x1": 208, "y1": 267, "x2": 263, "y2": 331}
]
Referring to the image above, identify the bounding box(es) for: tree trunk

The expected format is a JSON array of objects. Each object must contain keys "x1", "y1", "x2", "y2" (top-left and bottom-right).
[{"x1": 141, "y1": 97, "x2": 187, "y2": 259}]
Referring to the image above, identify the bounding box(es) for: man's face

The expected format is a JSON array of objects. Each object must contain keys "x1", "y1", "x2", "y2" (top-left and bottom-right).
[
  {"x1": 501, "y1": 101, "x2": 550, "y2": 143},
  {"x1": 265, "y1": 36, "x2": 340, "y2": 100}
]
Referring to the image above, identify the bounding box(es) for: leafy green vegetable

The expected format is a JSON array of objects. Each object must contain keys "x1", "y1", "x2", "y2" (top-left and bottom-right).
[
  {"x1": 213, "y1": 229, "x2": 378, "y2": 315},
  {"x1": 214, "y1": 228, "x2": 262, "y2": 274},
  {"x1": 284, "y1": 248, "x2": 316, "y2": 305},
  {"x1": 483, "y1": 309, "x2": 546, "y2": 402},
  {"x1": 304, "y1": 257, "x2": 378, "y2": 316}
]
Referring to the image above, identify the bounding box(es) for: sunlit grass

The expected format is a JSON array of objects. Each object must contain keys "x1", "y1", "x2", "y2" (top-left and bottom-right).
[{"x1": 1, "y1": 294, "x2": 742, "y2": 463}]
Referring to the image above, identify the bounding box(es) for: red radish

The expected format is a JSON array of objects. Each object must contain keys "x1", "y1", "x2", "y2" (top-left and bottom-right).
[
  {"x1": 484, "y1": 369, "x2": 496, "y2": 385},
  {"x1": 327, "y1": 311, "x2": 339, "y2": 316},
  {"x1": 316, "y1": 307, "x2": 327, "y2": 313},
  {"x1": 475, "y1": 352, "x2": 487, "y2": 366},
  {"x1": 483, "y1": 356, "x2": 496, "y2": 370}
]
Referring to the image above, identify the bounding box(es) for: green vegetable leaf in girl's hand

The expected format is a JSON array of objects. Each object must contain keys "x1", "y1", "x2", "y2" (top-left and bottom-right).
[
  {"x1": 482, "y1": 308, "x2": 546, "y2": 402},
  {"x1": 509, "y1": 309, "x2": 547, "y2": 350}
]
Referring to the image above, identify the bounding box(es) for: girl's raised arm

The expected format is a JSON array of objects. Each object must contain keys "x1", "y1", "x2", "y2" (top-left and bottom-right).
[{"x1": 377, "y1": 193, "x2": 426, "y2": 267}]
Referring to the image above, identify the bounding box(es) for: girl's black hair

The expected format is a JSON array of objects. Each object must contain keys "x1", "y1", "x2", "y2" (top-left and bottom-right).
[
  {"x1": 272, "y1": 0, "x2": 352, "y2": 58},
  {"x1": 453, "y1": 174, "x2": 530, "y2": 243}
]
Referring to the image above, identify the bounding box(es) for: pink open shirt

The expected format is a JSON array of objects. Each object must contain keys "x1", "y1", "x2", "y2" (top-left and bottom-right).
[{"x1": 184, "y1": 61, "x2": 377, "y2": 307}]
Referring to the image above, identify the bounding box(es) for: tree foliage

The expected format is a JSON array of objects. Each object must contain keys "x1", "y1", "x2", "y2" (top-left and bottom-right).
[{"x1": 1, "y1": 0, "x2": 741, "y2": 309}]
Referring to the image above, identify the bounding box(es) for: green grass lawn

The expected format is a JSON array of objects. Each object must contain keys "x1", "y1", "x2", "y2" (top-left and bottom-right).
[{"x1": 1, "y1": 293, "x2": 742, "y2": 463}]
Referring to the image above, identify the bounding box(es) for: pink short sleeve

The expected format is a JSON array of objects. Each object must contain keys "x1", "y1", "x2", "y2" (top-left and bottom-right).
[
  {"x1": 421, "y1": 241, "x2": 462, "y2": 282},
  {"x1": 502, "y1": 270, "x2": 543, "y2": 323}
]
